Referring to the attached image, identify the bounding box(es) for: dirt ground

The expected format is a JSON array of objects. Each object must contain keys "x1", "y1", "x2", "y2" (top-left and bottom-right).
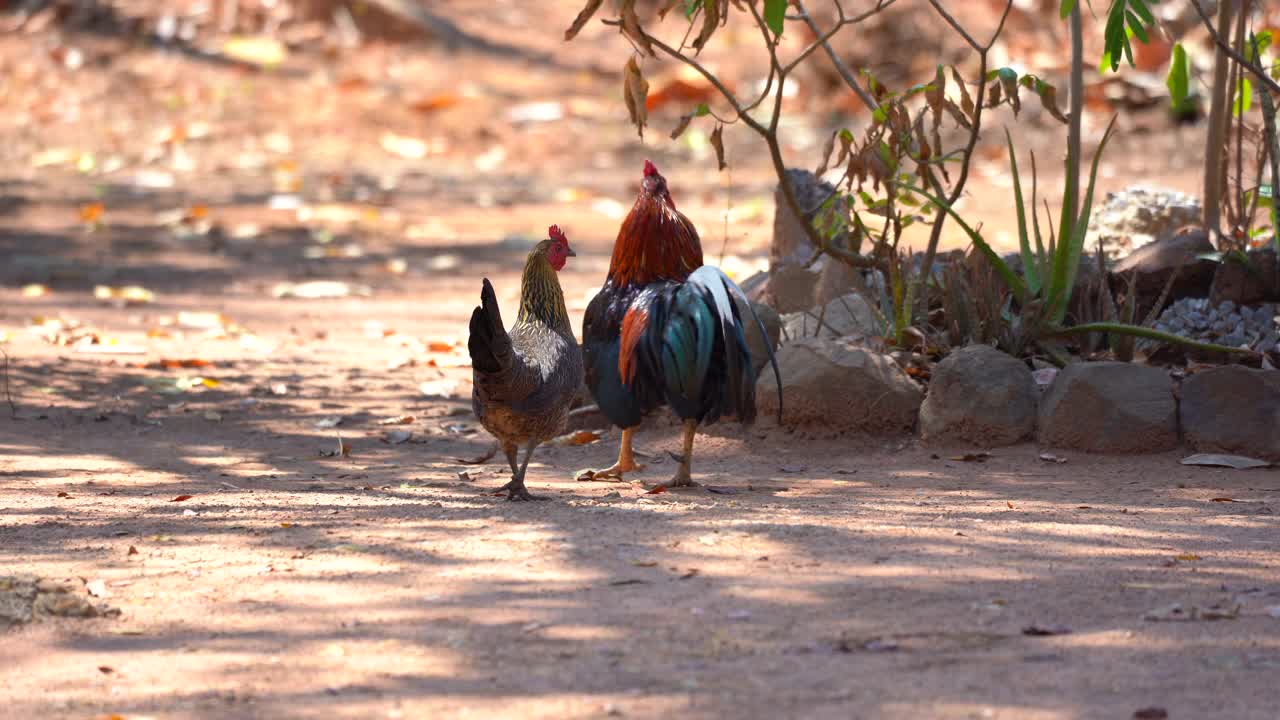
[{"x1": 2, "y1": 2, "x2": 1279, "y2": 719}]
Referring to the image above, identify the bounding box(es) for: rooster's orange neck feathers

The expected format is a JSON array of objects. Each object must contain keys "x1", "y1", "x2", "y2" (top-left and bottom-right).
[{"x1": 607, "y1": 184, "x2": 703, "y2": 288}]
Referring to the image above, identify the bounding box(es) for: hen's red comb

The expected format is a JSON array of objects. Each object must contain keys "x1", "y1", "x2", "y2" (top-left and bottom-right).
[
  {"x1": 643, "y1": 159, "x2": 659, "y2": 177},
  {"x1": 548, "y1": 224, "x2": 567, "y2": 242}
]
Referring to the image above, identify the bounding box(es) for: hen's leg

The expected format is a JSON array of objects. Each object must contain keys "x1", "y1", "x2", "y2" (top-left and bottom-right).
[
  {"x1": 502, "y1": 442, "x2": 548, "y2": 501},
  {"x1": 586, "y1": 427, "x2": 645, "y2": 480},
  {"x1": 648, "y1": 419, "x2": 699, "y2": 488}
]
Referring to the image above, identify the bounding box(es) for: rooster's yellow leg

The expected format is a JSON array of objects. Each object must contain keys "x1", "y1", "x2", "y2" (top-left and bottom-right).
[
  {"x1": 647, "y1": 419, "x2": 698, "y2": 489},
  {"x1": 588, "y1": 427, "x2": 645, "y2": 480}
]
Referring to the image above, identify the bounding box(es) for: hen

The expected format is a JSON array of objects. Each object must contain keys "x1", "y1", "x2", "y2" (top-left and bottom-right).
[
  {"x1": 468, "y1": 226, "x2": 583, "y2": 501},
  {"x1": 582, "y1": 161, "x2": 780, "y2": 487}
]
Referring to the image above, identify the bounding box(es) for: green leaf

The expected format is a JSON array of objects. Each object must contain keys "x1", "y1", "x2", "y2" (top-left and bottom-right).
[
  {"x1": 694, "y1": 102, "x2": 711, "y2": 117},
  {"x1": 1166, "y1": 43, "x2": 1190, "y2": 111},
  {"x1": 1059, "y1": 0, "x2": 1076, "y2": 19},
  {"x1": 1234, "y1": 76, "x2": 1253, "y2": 116},
  {"x1": 1047, "y1": 115, "x2": 1118, "y2": 324},
  {"x1": 1005, "y1": 129, "x2": 1041, "y2": 295},
  {"x1": 903, "y1": 184, "x2": 1029, "y2": 303},
  {"x1": 839, "y1": 128, "x2": 854, "y2": 144},
  {"x1": 685, "y1": 0, "x2": 702, "y2": 19},
  {"x1": 764, "y1": 0, "x2": 786, "y2": 37}
]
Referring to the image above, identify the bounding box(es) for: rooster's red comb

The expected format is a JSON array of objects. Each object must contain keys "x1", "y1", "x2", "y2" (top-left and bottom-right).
[
  {"x1": 548, "y1": 225, "x2": 567, "y2": 242},
  {"x1": 643, "y1": 159, "x2": 659, "y2": 177}
]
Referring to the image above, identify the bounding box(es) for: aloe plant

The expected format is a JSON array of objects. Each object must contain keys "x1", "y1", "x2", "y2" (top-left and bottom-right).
[{"x1": 908, "y1": 115, "x2": 1259, "y2": 362}]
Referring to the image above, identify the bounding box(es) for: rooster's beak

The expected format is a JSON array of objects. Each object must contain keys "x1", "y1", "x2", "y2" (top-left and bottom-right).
[{"x1": 566, "y1": 247, "x2": 577, "y2": 257}]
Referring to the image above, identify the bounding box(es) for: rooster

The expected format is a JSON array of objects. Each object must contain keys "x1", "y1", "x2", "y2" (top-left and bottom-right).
[
  {"x1": 468, "y1": 226, "x2": 583, "y2": 501},
  {"x1": 582, "y1": 160, "x2": 780, "y2": 487}
]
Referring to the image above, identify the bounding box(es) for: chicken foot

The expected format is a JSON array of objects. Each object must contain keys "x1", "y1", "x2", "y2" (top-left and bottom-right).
[
  {"x1": 646, "y1": 419, "x2": 699, "y2": 489},
  {"x1": 499, "y1": 442, "x2": 547, "y2": 501},
  {"x1": 585, "y1": 427, "x2": 645, "y2": 480}
]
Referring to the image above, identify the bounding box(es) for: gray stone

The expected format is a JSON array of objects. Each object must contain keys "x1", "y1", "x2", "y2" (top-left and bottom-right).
[
  {"x1": 1110, "y1": 227, "x2": 1216, "y2": 318},
  {"x1": 764, "y1": 264, "x2": 821, "y2": 314},
  {"x1": 1210, "y1": 248, "x2": 1280, "y2": 306},
  {"x1": 1181, "y1": 365, "x2": 1280, "y2": 460},
  {"x1": 781, "y1": 292, "x2": 879, "y2": 341},
  {"x1": 1086, "y1": 185, "x2": 1201, "y2": 259},
  {"x1": 757, "y1": 337, "x2": 922, "y2": 434},
  {"x1": 0, "y1": 575, "x2": 38, "y2": 627},
  {"x1": 1038, "y1": 362, "x2": 1178, "y2": 453},
  {"x1": 766, "y1": 169, "x2": 858, "y2": 313},
  {"x1": 920, "y1": 345, "x2": 1037, "y2": 446}
]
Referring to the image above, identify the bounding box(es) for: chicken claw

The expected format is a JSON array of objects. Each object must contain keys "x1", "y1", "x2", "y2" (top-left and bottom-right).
[
  {"x1": 499, "y1": 477, "x2": 548, "y2": 502},
  {"x1": 582, "y1": 427, "x2": 644, "y2": 480}
]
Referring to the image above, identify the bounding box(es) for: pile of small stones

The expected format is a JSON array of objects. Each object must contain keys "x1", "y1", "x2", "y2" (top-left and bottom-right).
[{"x1": 1151, "y1": 298, "x2": 1279, "y2": 350}]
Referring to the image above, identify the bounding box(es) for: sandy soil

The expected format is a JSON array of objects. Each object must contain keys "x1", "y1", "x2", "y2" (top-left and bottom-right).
[{"x1": 2, "y1": 2, "x2": 1278, "y2": 718}]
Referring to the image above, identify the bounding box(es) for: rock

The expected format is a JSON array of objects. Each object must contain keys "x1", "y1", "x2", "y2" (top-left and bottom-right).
[
  {"x1": 756, "y1": 337, "x2": 922, "y2": 433},
  {"x1": 1110, "y1": 226, "x2": 1216, "y2": 318},
  {"x1": 1038, "y1": 362, "x2": 1178, "y2": 453},
  {"x1": 1209, "y1": 248, "x2": 1280, "y2": 306},
  {"x1": 738, "y1": 270, "x2": 769, "y2": 303},
  {"x1": 766, "y1": 169, "x2": 857, "y2": 312},
  {"x1": 781, "y1": 292, "x2": 879, "y2": 341},
  {"x1": 920, "y1": 345, "x2": 1037, "y2": 446},
  {"x1": 765, "y1": 264, "x2": 824, "y2": 314},
  {"x1": 734, "y1": 297, "x2": 781, "y2": 374},
  {"x1": 1086, "y1": 186, "x2": 1201, "y2": 259},
  {"x1": 0, "y1": 575, "x2": 38, "y2": 627},
  {"x1": 1181, "y1": 365, "x2": 1280, "y2": 460}
]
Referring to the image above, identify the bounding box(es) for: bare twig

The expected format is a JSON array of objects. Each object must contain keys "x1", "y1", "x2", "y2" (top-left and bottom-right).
[
  {"x1": 915, "y1": 1, "x2": 1013, "y2": 307},
  {"x1": 600, "y1": 13, "x2": 882, "y2": 270},
  {"x1": 1259, "y1": 85, "x2": 1280, "y2": 252},
  {"x1": 793, "y1": 0, "x2": 881, "y2": 113},
  {"x1": 1191, "y1": 0, "x2": 1280, "y2": 96}
]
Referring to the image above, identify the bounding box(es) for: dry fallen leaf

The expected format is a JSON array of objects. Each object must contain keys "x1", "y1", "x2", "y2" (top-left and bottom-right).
[
  {"x1": 127, "y1": 546, "x2": 138, "y2": 556},
  {"x1": 1133, "y1": 709, "x2": 1167, "y2": 720},
  {"x1": 455, "y1": 444, "x2": 499, "y2": 465},
  {"x1": 384, "y1": 429, "x2": 412, "y2": 445},
  {"x1": 380, "y1": 131, "x2": 429, "y2": 160},
  {"x1": 85, "y1": 579, "x2": 108, "y2": 598},
  {"x1": 272, "y1": 280, "x2": 370, "y2": 300},
  {"x1": 409, "y1": 92, "x2": 461, "y2": 114},
  {"x1": 419, "y1": 379, "x2": 460, "y2": 398},
  {"x1": 644, "y1": 485, "x2": 668, "y2": 495},
  {"x1": 1175, "y1": 553, "x2": 1201, "y2": 561},
  {"x1": 169, "y1": 494, "x2": 194, "y2": 502},
  {"x1": 1180, "y1": 453, "x2": 1271, "y2": 469},
  {"x1": 377, "y1": 415, "x2": 415, "y2": 426},
  {"x1": 79, "y1": 202, "x2": 104, "y2": 223},
  {"x1": 222, "y1": 35, "x2": 287, "y2": 67},
  {"x1": 1021, "y1": 624, "x2": 1072, "y2": 636},
  {"x1": 94, "y1": 285, "x2": 155, "y2": 305},
  {"x1": 552, "y1": 430, "x2": 602, "y2": 446}
]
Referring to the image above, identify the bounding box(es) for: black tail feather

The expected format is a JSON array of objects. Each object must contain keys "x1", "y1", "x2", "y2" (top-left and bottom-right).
[
  {"x1": 467, "y1": 278, "x2": 509, "y2": 375},
  {"x1": 736, "y1": 292, "x2": 784, "y2": 424}
]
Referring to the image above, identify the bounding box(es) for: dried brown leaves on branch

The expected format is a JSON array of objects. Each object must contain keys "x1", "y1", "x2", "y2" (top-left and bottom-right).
[{"x1": 623, "y1": 56, "x2": 650, "y2": 138}]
